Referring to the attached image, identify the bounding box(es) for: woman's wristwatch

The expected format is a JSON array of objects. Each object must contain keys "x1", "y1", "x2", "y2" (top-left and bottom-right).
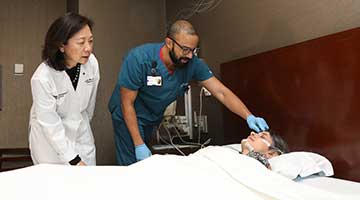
[{"x1": 69, "y1": 155, "x2": 82, "y2": 165}]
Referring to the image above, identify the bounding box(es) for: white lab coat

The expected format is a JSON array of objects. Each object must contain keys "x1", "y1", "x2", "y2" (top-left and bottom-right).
[{"x1": 29, "y1": 54, "x2": 99, "y2": 165}]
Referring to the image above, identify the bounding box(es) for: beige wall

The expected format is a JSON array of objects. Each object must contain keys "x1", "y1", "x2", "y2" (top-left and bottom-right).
[
  {"x1": 79, "y1": 0, "x2": 166, "y2": 164},
  {"x1": 166, "y1": 0, "x2": 360, "y2": 144},
  {"x1": 0, "y1": 0, "x2": 66, "y2": 147}
]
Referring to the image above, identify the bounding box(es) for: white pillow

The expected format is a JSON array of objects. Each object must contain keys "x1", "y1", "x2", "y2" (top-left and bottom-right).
[{"x1": 268, "y1": 151, "x2": 334, "y2": 180}]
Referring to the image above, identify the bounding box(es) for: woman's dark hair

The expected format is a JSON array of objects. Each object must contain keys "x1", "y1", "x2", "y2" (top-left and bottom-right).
[
  {"x1": 42, "y1": 12, "x2": 93, "y2": 71},
  {"x1": 268, "y1": 129, "x2": 289, "y2": 154}
]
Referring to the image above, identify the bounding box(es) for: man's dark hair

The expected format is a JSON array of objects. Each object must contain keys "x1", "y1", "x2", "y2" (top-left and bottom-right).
[
  {"x1": 42, "y1": 12, "x2": 93, "y2": 71},
  {"x1": 268, "y1": 129, "x2": 289, "y2": 154}
]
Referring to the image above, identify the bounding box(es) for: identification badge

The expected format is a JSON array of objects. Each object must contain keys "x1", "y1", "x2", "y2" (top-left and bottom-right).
[{"x1": 147, "y1": 76, "x2": 162, "y2": 86}]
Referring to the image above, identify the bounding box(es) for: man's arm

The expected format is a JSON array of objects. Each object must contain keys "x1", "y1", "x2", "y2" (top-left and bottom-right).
[
  {"x1": 200, "y1": 76, "x2": 269, "y2": 132},
  {"x1": 120, "y1": 87, "x2": 143, "y2": 146},
  {"x1": 120, "y1": 87, "x2": 152, "y2": 161},
  {"x1": 201, "y1": 76, "x2": 251, "y2": 120}
]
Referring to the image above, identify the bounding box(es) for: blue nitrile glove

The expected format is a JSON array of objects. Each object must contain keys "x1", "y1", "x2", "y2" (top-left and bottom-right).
[
  {"x1": 246, "y1": 115, "x2": 269, "y2": 133},
  {"x1": 135, "y1": 143, "x2": 152, "y2": 161}
]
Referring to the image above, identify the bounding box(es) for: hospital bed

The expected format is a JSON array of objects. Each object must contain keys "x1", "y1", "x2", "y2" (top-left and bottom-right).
[
  {"x1": 0, "y1": 146, "x2": 359, "y2": 200},
  {"x1": 297, "y1": 176, "x2": 360, "y2": 197}
]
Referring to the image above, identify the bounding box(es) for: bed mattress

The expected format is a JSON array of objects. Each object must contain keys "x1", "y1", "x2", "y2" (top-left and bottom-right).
[{"x1": 297, "y1": 176, "x2": 360, "y2": 198}]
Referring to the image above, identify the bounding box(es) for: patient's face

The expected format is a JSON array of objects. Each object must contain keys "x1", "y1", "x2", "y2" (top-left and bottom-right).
[{"x1": 241, "y1": 131, "x2": 273, "y2": 155}]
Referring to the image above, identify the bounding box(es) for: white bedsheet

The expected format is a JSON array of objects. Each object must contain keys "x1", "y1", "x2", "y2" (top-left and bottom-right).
[
  {"x1": 297, "y1": 176, "x2": 360, "y2": 198},
  {"x1": 0, "y1": 146, "x2": 351, "y2": 200}
]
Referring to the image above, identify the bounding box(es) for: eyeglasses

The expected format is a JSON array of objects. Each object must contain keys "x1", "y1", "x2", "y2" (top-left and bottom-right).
[{"x1": 168, "y1": 37, "x2": 200, "y2": 56}]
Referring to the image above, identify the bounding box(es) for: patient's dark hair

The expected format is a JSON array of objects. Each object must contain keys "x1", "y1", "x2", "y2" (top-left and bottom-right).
[
  {"x1": 42, "y1": 12, "x2": 93, "y2": 71},
  {"x1": 268, "y1": 129, "x2": 289, "y2": 154}
]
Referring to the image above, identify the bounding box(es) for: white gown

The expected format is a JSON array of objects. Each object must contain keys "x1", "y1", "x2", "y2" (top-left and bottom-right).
[{"x1": 29, "y1": 54, "x2": 99, "y2": 165}]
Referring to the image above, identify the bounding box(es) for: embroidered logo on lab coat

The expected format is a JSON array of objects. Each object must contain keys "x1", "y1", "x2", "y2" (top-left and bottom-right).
[{"x1": 85, "y1": 78, "x2": 95, "y2": 84}]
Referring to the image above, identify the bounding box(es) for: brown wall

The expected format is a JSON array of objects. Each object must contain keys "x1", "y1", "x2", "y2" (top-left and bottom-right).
[
  {"x1": 165, "y1": 0, "x2": 360, "y2": 144},
  {"x1": 79, "y1": 0, "x2": 166, "y2": 164},
  {"x1": 0, "y1": 0, "x2": 66, "y2": 147},
  {"x1": 221, "y1": 28, "x2": 360, "y2": 182}
]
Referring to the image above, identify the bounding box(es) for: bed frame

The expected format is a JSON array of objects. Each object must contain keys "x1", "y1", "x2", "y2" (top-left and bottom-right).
[
  {"x1": 0, "y1": 148, "x2": 32, "y2": 172},
  {"x1": 221, "y1": 27, "x2": 360, "y2": 182}
]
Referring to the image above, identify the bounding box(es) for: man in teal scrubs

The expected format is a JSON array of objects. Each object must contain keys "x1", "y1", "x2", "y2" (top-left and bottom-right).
[{"x1": 109, "y1": 20, "x2": 269, "y2": 165}]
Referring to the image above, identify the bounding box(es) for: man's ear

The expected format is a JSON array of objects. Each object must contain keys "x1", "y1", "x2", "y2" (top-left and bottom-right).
[{"x1": 165, "y1": 37, "x2": 173, "y2": 48}]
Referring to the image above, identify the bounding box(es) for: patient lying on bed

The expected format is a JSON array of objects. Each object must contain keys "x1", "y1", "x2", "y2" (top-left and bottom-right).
[{"x1": 230, "y1": 129, "x2": 289, "y2": 169}]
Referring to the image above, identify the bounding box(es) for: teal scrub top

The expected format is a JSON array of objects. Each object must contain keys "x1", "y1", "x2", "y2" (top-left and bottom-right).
[{"x1": 108, "y1": 43, "x2": 213, "y2": 125}]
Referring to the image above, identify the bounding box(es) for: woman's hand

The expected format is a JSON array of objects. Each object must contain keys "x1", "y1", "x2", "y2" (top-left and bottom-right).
[{"x1": 77, "y1": 161, "x2": 86, "y2": 166}]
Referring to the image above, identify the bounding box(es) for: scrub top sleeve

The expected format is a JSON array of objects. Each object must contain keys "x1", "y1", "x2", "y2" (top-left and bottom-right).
[
  {"x1": 118, "y1": 52, "x2": 144, "y2": 90},
  {"x1": 192, "y1": 58, "x2": 214, "y2": 81},
  {"x1": 31, "y1": 78, "x2": 78, "y2": 163},
  {"x1": 86, "y1": 55, "x2": 100, "y2": 121}
]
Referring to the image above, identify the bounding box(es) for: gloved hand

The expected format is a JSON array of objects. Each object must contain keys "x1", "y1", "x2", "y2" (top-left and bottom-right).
[
  {"x1": 135, "y1": 143, "x2": 152, "y2": 161},
  {"x1": 246, "y1": 115, "x2": 269, "y2": 132}
]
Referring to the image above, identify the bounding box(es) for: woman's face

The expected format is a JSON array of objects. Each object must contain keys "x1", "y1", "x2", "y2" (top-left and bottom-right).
[
  {"x1": 241, "y1": 131, "x2": 273, "y2": 154},
  {"x1": 60, "y1": 25, "x2": 93, "y2": 67}
]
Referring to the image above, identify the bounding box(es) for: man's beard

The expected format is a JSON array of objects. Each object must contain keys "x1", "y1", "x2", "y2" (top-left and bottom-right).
[{"x1": 169, "y1": 47, "x2": 190, "y2": 68}]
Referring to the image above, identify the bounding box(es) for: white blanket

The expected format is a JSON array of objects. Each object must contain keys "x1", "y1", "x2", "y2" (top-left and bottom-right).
[{"x1": 0, "y1": 146, "x2": 350, "y2": 200}]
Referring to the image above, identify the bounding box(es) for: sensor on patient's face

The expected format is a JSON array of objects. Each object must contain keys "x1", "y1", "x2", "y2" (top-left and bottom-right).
[
  {"x1": 242, "y1": 139, "x2": 254, "y2": 152},
  {"x1": 260, "y1": 138, "x2": 284, "y2": 155},
  {"x1": 260, "y1": 138, "x2": 271, "y2": 147}
]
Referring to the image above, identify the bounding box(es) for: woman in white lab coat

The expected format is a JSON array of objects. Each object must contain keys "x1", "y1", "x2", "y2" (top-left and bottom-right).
[{"x1": 29, "y1": 13, "x2": 99, "y2": 166}]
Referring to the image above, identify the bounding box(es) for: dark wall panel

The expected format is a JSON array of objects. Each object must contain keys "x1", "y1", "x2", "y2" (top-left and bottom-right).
[
  {"x1": 221, "y1": 28, "x2": 360, "y2": 182},
  {"x1": 0, "y1": 65, "x2": 2, "y2": 111},
  {"x1": 67, "y1": 0, "x2": 79, "y2": 13}
]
